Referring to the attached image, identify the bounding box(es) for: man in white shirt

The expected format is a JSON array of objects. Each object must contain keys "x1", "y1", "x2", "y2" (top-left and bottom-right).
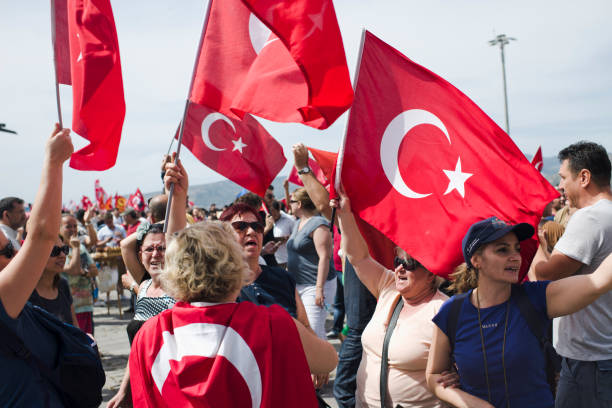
[
  {"x1": 97, "y1": 211, "x2": 126, "y2": 248},
  {"x1": 269, "y1": 201, "x2": 296, "y2": 268},
  {"x1": 0, "y1": 197, "x2": 26, "y2": 250},
  {"x1": 533, "y1": 141, "x2": 612, "y2": 408}
]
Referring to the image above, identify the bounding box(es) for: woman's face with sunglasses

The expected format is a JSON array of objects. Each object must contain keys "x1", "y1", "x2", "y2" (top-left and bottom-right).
[
  {"x1": 230, "y1": 212, "x2": 263, "y2": 262},
  {"x1": 45, "y1": 238, "x2": 68, "y2": 274},
  {"x1": 0, "y1": 236, "x2": 15, "y2": 271}
]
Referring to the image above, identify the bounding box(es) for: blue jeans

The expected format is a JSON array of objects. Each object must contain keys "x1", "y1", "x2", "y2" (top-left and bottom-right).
[
  {"x1": 555, "y1": 357, "x2": 612, "y2": 408},
  {"x1": 332, "y1": 274, "x2": 345, "y2": 334},
  {"x1": 333, "y1": 260, "x2": 376, "y2": 408}
]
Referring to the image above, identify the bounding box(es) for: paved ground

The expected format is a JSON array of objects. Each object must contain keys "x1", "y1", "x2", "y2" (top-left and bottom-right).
[{"x1": 95, "y1": 295, "x2": 340, "y2": 407}]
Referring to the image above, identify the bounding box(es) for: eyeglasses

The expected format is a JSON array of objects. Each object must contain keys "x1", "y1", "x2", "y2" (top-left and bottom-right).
[
  {"x1": 231, "y1": 221, "x2": 264, "y2": 233},
  {"x1": 289, "y1": 200, "x2": 298, "y2": 204},
  {"x1": 50, "y1": 245, "x2": 70, "y2": 257},
  {"x1": 393, "y1": 256, "x2": 422, "y2": 271},
  {"x1": 0, "y1": 241, "x2": 15, "y2": 259},
  {"x1": 142, "y1": 245, "x2": 166, "y2": 254}
]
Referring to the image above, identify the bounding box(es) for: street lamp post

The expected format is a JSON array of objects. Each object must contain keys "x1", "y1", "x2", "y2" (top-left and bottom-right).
[{"x1": 489, "y1": 34, "x2": 516, "y2": 135}]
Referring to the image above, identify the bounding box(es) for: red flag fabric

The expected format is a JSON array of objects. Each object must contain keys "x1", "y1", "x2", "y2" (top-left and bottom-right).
[
  {"x1": 103, "y1": 196, "x2": 113, "y2": 211},
  {"x1": 190, "y1": 0, "x2": 352, "y2": 129},
  {"x1": 81, "y1": 195, "x2": 93, "y2": 210},
  {"x1": 59, "y1": 0, "x2": 125, "y2": 170},
  {"x1": 52, "y1": 0, "x2": 71, "y2": 85},
  {"x1": 307, "y1": 147, "x2": 338, "y2": 182},
  {"x1": 531, "y1": 146, "x2": 544, "y2": 172},
  {"x1": 288, "y1": 158, "x2": 328, "y2": 187},
  {"x1": 179, "y1": 102, "x2": 286, "y2": 197},
  {"x1": 341, "y1": 32, "x2": 559, "y2": 279},
  {"x1": 114, "y1": 194, "x2": 127, "y2": 212},
  {"x1": 94, "y1": 179, "x2": 107, "y2": 208},
  {"x1": 128, "y1": 188, "x2": 146, "y2": 212},
  {"x1": 129, "y1": 302, "x2": 317, "y2": 407}
]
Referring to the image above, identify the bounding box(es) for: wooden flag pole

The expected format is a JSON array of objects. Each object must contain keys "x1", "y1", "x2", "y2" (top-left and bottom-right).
[
  {"x1": 163, "y1": 0, "x2": 214, "y2": 233},
  {"x1": 50, "y1": 0, "x2": 64, "y2": 128}
]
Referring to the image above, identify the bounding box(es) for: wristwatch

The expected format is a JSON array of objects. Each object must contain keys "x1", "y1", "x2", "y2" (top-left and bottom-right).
[{"x1": 297, "y1": 166, "x2": 311, "y2": 175}]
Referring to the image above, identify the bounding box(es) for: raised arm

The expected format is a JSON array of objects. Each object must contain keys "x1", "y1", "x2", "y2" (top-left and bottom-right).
[
  {"x1": 292, "y1": 143, "x2": 333, "y2": 221},
  {"x1": 331, "y1": 188, "x2": 387, "y2": 299},
  {"x1": 120, "y1": 231, "x2": 146, "y2": 283},
  {"x1": 163, "y1": 155, "x2": 188, "y2": 236},
  {"x1": 426, "y1": 327, "x2": 494, "y2": 408},
  {"x1": 63, "y1": 235, "x2": 83, "y2": 276},
  {"x1": 546, "y1": 251, "x2": 612, "y2": 318},
  {"x1": 0, "y1": 124, "x2": 73, "y2": 318},
  {"x1": 82, "y1": 207, "x2": 98, "y2": 248}
]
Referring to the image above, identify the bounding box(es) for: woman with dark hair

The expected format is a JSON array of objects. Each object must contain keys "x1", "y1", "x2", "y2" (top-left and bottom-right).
[
  {"x1": 426, "y1": 217, "x2": 612, "y2": 408},
  {"x1": 28, "y1": 235, "x2": 79, "y2": 327},
  {"x1": 108, "y1": 223, "x2": 176, "y2": 408}
]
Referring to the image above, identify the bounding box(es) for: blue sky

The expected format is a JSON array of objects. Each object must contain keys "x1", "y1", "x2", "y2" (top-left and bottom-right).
[{"x1": 1, "y1": 0, "x2": 610, "y2": 202}]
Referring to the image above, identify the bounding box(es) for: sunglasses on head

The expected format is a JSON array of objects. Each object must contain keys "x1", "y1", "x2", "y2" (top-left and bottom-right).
[
  {"x1": 50, "y1": 245, "x2": 70, "y2": 257},
  {"x1": 0, "y1": 241, "x2": 15, "y2": 259},
  {"x1": 231, "y1": 221, "x2": 264, "y2": 233},
  {"x1": 393, "y1": 256, "x2": 422, "y2": 271}
]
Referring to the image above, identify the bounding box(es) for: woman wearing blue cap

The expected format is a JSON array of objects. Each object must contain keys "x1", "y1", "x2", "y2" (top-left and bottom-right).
[{"x1": 426, "y1": 216, "x2": 612, "y2": 408}]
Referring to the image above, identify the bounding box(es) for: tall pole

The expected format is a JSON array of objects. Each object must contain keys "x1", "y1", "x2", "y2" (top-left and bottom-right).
[{"x1": 489, "y1": 34, "x2": 515, "y2": 135}]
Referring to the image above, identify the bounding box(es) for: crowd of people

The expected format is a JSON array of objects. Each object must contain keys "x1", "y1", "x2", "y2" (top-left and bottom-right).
[{"x1": 1, "y1": 126, "x2": 611, "y2": 408}]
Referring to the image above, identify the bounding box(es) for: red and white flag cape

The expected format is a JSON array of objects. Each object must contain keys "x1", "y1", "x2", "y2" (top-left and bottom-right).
[
  {"x1": 52, "y1": 0, "x2": 125, "y2": 170},
  {"x1": 129, "y1": 302, "x2": 317, "y2": 408},
  {"x1": 179, "y1": 102, "x2": 286, "y2": 197},
  {"x1": 340, "y1": 32, "x2": 559, "y2": 279},
  {"x1": 531, "y1": 146, "x2": 544, "y2": 172},
  {"x1": 190, "y1": 0, "x2": 352, "y2": 129}
]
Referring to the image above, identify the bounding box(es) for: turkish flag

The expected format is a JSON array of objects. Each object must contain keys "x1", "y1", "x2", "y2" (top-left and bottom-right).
[
  {"x1": 81, "y1": 195, "x2": 93, "y2": 210},
  {"x1": 94, "y1": 179, "x2": 107, "y2": 208},
  {"x1": 190, "y1": 0, "x2": 352, "y2": 129},
  {"x1": 531, "y1": 146, "x2": 544, "y2": 172},
  {"x1": 341, "y1": 32, "x2": 559, "y2": 279},
  {"x1": 128, "y1": 188, "x2": 146, "y2": 212},
  {"x1": 179, "y1": 102, "x2": 286, "y2": 197},
  {"x1": 129, "y1": 302, "x2": 318, "y2": 407},
  {"x1": 54, "y1": 0, "x2": 125, "y2": 170}
]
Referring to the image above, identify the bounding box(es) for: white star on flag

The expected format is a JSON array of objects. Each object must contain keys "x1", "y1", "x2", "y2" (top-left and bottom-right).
[
  {"x1": 232, "y1": 137, "x2": 247, "y2": 153},
  {"x1": 442, "y1": 157, "x2": 472, "y2": 198},
  {"x1": 303, "y1": 3, "x2": 326, "y2": 40}
]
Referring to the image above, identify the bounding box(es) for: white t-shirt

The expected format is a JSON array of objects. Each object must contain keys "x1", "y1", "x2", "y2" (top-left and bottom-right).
[
  {"x1": 97, "y1": 224, "x2": 127, "y2": 247},
  {"x1": 273, "y1": 211, "x2": 296, "y2": 264},
  {"x1": 0, "y1": 224, "x2": 21, "y2": 250},
  {"x1": 553, "y1": 198, "x2": 612, "y2": 361}
]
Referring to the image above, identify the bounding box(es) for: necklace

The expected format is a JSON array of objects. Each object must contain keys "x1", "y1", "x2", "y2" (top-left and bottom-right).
[{"x1": 476, "y1": 288, "x2": 511, "y2": 408}]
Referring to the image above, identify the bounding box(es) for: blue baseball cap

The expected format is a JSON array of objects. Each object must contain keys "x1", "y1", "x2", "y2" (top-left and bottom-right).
[{"x1": 462, "y1": 217, "x2": 534, "y2": 267}]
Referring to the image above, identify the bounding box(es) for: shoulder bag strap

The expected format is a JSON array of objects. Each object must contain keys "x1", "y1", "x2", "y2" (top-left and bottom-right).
[
  {"x1": 380, "y1": 296, "x2": 403, "y2": 408},
  {"x1": 510, "y1": 285, "x2": 546, "y2": 342},
  {"x1": 446, "y1": 292, "x2": 469, "y2": 367}
]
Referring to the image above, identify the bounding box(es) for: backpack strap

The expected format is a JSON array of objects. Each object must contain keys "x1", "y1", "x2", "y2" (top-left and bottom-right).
[
  {"x1": 446, "y1": 292, "x2": 469, "y2": 365},
  {"x1": 511, "y1": 285, "x2": 547, "y2": 341},
  {"x1": 380, "y1": 296, "x2": 404, "y2": 408}
]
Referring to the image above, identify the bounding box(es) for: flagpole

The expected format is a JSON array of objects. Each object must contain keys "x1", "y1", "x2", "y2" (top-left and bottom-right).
[
  {"x1": 329, "y1": 29, "x2": 367, "y2": 231},
  {"x1": 50, "y1": 0, "x2": 64, "y2": 128},
  {"x1": 163, "y1": 0, "x2": 214, "y2": 233}
]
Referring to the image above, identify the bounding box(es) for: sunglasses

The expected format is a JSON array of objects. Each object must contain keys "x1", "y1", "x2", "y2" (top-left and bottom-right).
[
  {"x1": 0, "y1": 241, "x2": 15, "y2": 259},
  {"x1": 393, "y1": 256, "x2": 422, "y2": 271},
  {"x1": 142, "y1": 245, "x2": 166, "y2": 254},
  {"x1": 231, "y1": 221, "x2": 264, "y2": 233},
  {"x1": 50, "y1": 245, "x2": 70, "y2": 257}
]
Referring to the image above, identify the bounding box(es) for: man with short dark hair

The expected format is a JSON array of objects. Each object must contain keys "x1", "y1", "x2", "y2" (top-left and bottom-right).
[
  {"x1": 533, "y1": 141, "x2": 612, "y2": 408},
  {"x1": 148, "y1": 194, "x2": 168, "y2": 224},
  {"x1": 97, "y1": 211, "x2": 126, "y2": 248},
  {"x1": 122, "y1": 209, "x2": 141, "y2": 236},
  {"x1": 0, "y1": 197, "x2": 26, "y2": 250}
]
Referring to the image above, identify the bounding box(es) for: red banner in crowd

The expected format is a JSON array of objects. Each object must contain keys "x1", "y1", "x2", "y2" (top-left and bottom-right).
[
  {"x1": 94, "y1": 179, "x2": 107, "y2": 208},
  {"x1": 129, "y1": 302, "x2": 317, "y2": 407},
  {"x1": 531, "y1": 146, "x2": 543, "y2": 172},
  {"x1": 53, "y1": 0, "x2": 126, "y2": 170},
  {"x1": 128, "y1": 188, "x2": 146, "y2": 212},
  {"x1": 189, "y1": 0, "x2": 352, "y2": 129},
  {"x1": 340, "y1": 31, "x2": 559, "y2": 279},
  {"x1": 81, "y1": 195, "x2": 93, "y2": 210},
  {"x1": 114, "y1": 194, "x2": 127, "y2": 212},
  {"x1": 178, "y1": 102, "x2": 286, "y2": 197}
]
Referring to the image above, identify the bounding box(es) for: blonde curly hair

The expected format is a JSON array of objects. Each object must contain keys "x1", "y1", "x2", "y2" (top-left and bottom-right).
[{"x1": 162, "y1": 222, "x2": 249, "y2": 303}]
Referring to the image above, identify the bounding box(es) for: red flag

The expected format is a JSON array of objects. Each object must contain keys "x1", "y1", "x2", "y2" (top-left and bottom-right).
[
  {"x1": 190, "y1": 0, "x2": 352, "y2": 129},
  {"x1": 341, "y1": 32, "x2": 559, "y2": 279},
  {"x1": 54, "y1": 0, "x2": 126, "y2": 170},
  {"x1": 129, "y1": 302, "x2": 317, "y2": 407},
  {"x1": 531, "y1": 146, "x2": 544, "y2": 172},
  {"x1": 128, "y1": 188, "x2": 146, "y2": 212},
  {"x1": 81, "y1": 195, "x2": 93, "y2": 210},
  {"x1": 179, "y1": 102, "x2": 286, "y2": 197},
  {"x1": 94, "y1": 179, "x2": 107, "y2": 208},
  {"x1": 115, "y1": 194, "x2": 127, "y2": 212},
  {"x1": 103, "y1": 196, "x2": 113, "y2": 211},
  {"x1": 288, "y1": 158, "x2": 328, "y2": 187}
]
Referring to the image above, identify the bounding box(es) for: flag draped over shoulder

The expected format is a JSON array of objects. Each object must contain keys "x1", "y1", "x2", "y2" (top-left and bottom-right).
[
  {"x1": 190, "y1": 0, "x2": 352, "y2": 129},
  {"x1": 340, "y1": 31, "x2": 558, "y2": 279},
  {"x1": 52, "y1": 0, "x2": 125, "y2": 170},
  {"x1": 129, "y1": 302, "x2": 317, "y2": 408}
]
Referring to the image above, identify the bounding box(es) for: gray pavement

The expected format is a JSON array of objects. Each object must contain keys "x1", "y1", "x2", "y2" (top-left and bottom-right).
[{"x1": 95, "y1": 295, "x2": 340, "y2": 407}]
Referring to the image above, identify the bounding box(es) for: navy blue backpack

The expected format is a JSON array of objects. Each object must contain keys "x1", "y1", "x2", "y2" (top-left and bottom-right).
[{"x1": 0, "y1": 304, "x2": 105, "y2": 408}]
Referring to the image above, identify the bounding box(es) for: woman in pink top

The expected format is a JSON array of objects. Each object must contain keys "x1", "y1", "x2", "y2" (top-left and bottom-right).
[{"x1": 333, "y1": 190, "x2": 455, "y2": 407}]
